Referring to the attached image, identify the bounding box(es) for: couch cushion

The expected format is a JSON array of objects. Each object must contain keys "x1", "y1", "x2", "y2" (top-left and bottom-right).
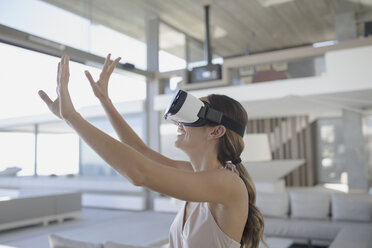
[
  {"x1": 289, "y1": 192, "x2": 330, "y2": 220},
  {"x1": 263, "y1": 217, "x2": 340, "y2": 241},
  {"x1": 256, "y1": 192, "x2": 289, "y2": 218},
  {"x1": 331, "y1": 193, "x2": 372, "y2": 222},
  {"x1": 49, "y1": 234, "x2": 103, "y2": 248}
]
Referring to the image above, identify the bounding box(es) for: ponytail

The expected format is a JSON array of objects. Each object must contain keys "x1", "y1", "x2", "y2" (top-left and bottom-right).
[{"x1": 235, "y1": 163, "x2": 267, "y2": 248}]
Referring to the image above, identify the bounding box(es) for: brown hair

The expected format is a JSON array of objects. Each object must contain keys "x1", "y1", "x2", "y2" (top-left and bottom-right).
[{"x1": 207, "y1": 94, "x2": 267, "y2": 248}]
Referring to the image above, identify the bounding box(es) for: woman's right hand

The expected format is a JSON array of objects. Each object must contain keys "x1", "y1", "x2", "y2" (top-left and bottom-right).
[{"x1": 85, "y1": 54, "x2": 121, "y2": 102}]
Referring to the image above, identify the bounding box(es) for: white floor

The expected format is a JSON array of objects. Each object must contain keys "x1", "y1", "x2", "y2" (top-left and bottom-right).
[{"x1": 0, "y1": 208, "x2": 176, "y2": 248}]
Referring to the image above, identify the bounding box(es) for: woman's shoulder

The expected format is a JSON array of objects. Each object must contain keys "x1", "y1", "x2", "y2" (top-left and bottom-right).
[{"x1": 216, "y1": 165, "x2": 248, "y2": 201}]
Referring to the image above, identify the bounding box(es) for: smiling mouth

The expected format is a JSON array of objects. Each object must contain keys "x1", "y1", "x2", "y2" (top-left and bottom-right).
[{"x1": 177, "y1": 128, "x2": 186, "y2": 135}]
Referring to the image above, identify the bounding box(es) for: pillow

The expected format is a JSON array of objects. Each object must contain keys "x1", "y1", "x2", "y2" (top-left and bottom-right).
[
  {"x1": 256, "y1": 192, "x2": 289, "y2": 218},
  {"x1": 332, "y1": 193, "x2": 372, "y2": 222},
  {"x1": 290, "y1": 192, "x2": 330, "y2": 220},
  {"x1": 104, "y1": 241, "x2": 156, "y2": 248},
  {"x1": 49, "y1": 234, "x2": 103, "y2": 248}
]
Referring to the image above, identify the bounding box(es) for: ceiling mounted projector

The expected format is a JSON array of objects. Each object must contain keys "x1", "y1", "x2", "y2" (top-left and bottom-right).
[{"x1": 189, "y1": 5, "x2": 222, "y2": 84}]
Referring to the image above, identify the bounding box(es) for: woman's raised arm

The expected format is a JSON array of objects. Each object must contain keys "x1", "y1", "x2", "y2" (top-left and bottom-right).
[{"x1": 84, "y1": 54, "x2": 191, "y2": 171}]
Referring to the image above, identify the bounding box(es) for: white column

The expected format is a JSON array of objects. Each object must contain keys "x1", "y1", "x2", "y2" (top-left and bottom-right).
[{"x1": 145, "y1": 17, "x2": 160, "y2": 210}]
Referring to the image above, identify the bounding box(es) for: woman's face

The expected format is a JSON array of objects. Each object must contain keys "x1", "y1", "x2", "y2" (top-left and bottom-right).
[{"x1": 174, "y1": 122, "x2": 209, "y2": 152}]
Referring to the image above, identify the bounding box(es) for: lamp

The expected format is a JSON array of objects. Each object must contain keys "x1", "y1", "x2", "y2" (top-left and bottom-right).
[{"x1": 241, "y1": 134, "x2": 272, "y2": 162}]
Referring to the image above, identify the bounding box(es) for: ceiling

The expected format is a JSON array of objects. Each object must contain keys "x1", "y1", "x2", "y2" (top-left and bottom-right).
[{"x1": 42, "y1": 0, "x2": 372, "y2": 60}]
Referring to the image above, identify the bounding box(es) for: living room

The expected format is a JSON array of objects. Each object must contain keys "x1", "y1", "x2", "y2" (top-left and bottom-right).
[{"x1": 0, "y1": 0, "x2": 371, "y2": 248}]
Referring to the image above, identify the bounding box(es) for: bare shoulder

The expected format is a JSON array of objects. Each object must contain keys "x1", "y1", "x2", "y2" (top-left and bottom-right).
[{"x1": 209, "y1": 168, "x2": 248, "y2": 204}]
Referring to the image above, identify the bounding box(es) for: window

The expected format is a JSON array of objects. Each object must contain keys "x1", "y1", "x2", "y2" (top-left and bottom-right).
[
  {"x1": 0, "y1": 132, "x2": 35, "y2": 176},
  {"x1": 0, "y1": 0, "x2": 91, "y2": 51},
  {"x1": 314, "y1": 118, "x2": 344, "y2": 183},
  {"x1": 0, "y1": 43, "x2": 60, "y2": 119},
  {"x1": 90, "y1": 25, "x2": 147, "y2": 70},
  {"x1": 0, "y1": 41, "x2": 147, "y2": 177},
  {"x1": 36, "y1": 133, "x2": 79, "y2": 176},
  {"x1": 0, "y1": 0, "x2": 147, "y2": 70},
  {"x1": 0, "y1": 42, "x2": 146, "y2": 120},
  {"x1": 0, "y1": 1, "x2": 148, "y2": 178}
]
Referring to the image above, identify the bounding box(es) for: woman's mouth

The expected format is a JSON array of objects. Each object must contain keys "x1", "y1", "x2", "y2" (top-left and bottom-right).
[{"x1": 177, "y1": 128, "x2": 186, "y2": 135}]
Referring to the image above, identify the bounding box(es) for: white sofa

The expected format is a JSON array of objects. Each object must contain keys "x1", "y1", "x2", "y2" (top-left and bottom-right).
[
  {"x1": 0, "y1": 176, "x2": 146, "y2": 210},
  {"x1": 0, "y1": 188, "x2": 81, "y2": 231},
  {"x1": 256, "y1": 191, "x2": 372, "y2": 248}
]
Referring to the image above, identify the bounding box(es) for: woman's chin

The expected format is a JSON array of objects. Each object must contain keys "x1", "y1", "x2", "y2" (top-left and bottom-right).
[
  {"x1": 174, "y1": 135, "x2": 183, "y2": 148},
  {"x1": 174, "y1": 139, "x2": 180, "y2": 148}
]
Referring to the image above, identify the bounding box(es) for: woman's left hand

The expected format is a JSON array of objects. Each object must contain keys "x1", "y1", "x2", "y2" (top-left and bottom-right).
[{"x1": 38, "y1": 55, "x2": 77, "y2": 121}]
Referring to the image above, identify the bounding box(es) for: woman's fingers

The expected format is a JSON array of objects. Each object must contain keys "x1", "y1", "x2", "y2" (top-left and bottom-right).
[
  {"x1": 62, "y1": 56, "x2": 69, "y2": 71},
  {"x1": 58, "y1": 56, "x2": 70, "y2": 85},
  {"x1": 84, "y1": 70, "x2": 96, "y2": 88},
  {"x1": 65, "y1": 55, "x2": 69, "y2": 67},
  {"x1": 103, "y1": 53, "x2": 111, "y2": 72},
  {"x1": 108, "y1": 57, "x2": 121, "y2": 74},
  {"x1": 38, "y1": 90, "x2": 53, "y2": 107}
]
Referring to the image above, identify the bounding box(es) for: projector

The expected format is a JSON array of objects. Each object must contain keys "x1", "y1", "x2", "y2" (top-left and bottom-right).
[{"x1": 190, "y1": 63, "x2": 222, "y2": 83}]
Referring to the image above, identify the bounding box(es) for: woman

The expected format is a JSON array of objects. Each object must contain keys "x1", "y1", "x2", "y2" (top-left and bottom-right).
[{"x1": 38, "y1": 54, "x2": 266, "y2": 248}]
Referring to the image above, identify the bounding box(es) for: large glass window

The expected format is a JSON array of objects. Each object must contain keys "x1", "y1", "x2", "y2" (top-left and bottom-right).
[
  {"x1": 0, "y1": 42, "x2": 146, "y2": 120},
  {"x1": 314, "y1": 118, "x2": 345, "y2": 184},
  {"x1": 0, "y1": 0, "x2": 147, "y2": 70},
  {"x1": 0, "y1": 0, "x2": 148, "y2": 178},
  {"x1": 90, "y1": 25, "x2": 147, "y2": 70},
  {"x1": 0, "y1": 132, "x2": 35, "y2": 176},
  {"x1": 0, "y1": 41, "x2": 146, "y2": 177},
  {"x1": 0, "y1": 43, "x2": 60, "y2": 119},
  {"x1": 37, "y1": 133, "x2": 79, "y2": 176},
  {"x1": 0, "y1": 0, "x2": 91, "y2": 52}
]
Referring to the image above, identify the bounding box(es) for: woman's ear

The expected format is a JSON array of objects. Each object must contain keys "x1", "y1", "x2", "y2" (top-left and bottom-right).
[{"x1": 208, "y1": 125, "x2": 226, "y2": 140}]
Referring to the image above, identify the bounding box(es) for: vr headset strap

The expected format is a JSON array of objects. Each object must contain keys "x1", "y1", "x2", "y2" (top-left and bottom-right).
[
  {"x1": 198, "y1": 105, "x2": 245, "y2": 137},
  {"x1": 221, "y1": 115, "x2": 246, "y2": 137}
]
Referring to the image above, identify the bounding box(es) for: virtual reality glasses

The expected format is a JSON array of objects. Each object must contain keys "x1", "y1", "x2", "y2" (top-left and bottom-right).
[{"x1": 164, "y1": 90, "x2": 245, "y2": 137}]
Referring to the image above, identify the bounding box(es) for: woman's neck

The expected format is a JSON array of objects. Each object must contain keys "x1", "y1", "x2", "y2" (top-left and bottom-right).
[{"x1": 188, "y1": 148, "x2": 223, "y2": 172}]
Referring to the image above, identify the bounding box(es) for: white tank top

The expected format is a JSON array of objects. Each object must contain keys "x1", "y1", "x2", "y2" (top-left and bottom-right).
[{"x1": 168, "y1": 164, "x2": 242, "y2": 248}]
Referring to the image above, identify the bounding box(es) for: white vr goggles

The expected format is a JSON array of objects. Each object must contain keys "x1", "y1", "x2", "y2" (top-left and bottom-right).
[{"x1": 164, "y1": 90, "x2": 245, "y2": 137}]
